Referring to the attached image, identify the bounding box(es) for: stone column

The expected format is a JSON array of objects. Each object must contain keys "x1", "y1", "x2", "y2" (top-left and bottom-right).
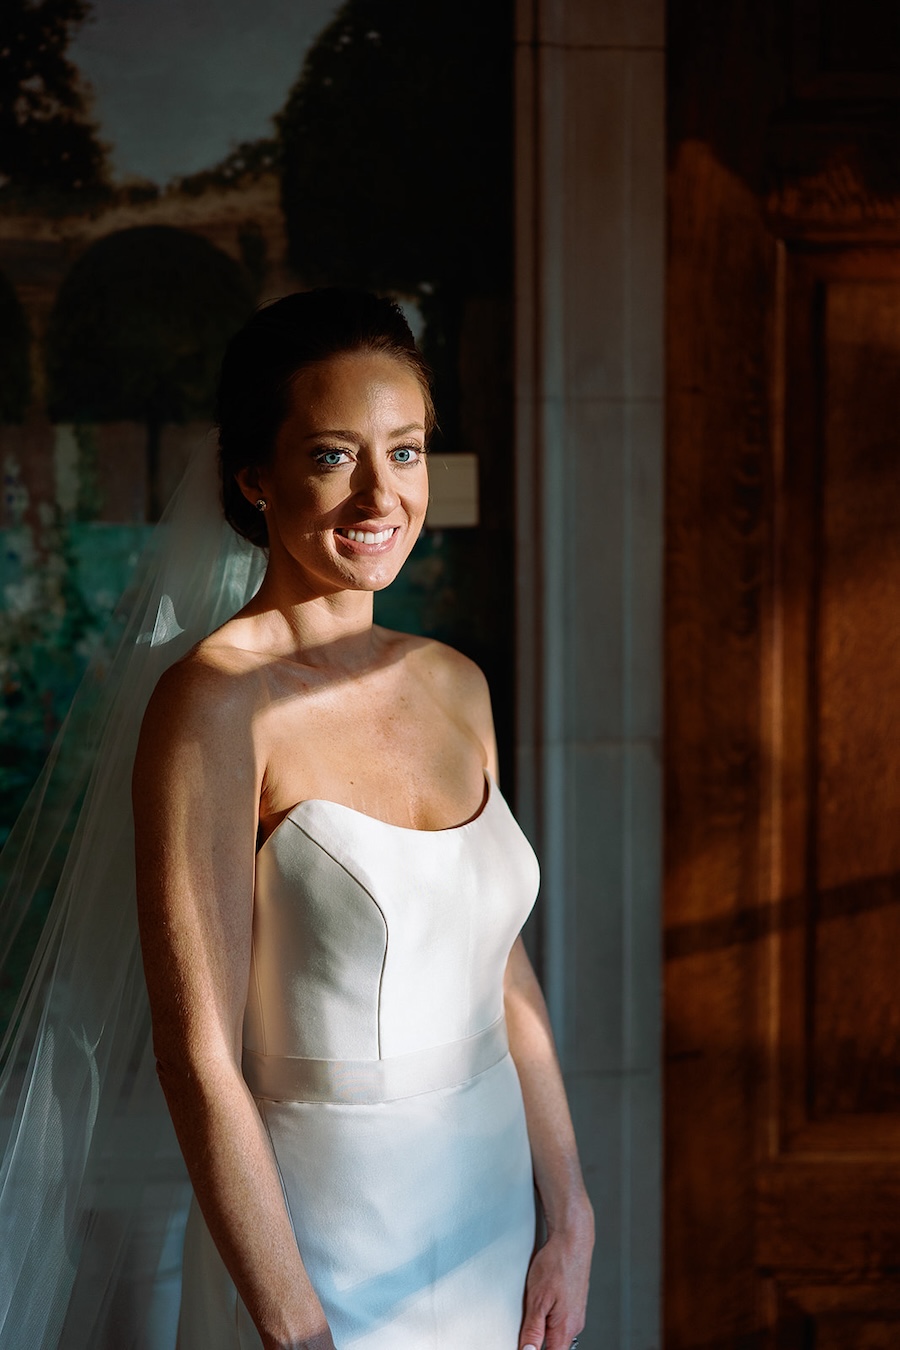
[{"x1": 514, "y1": 1, "x2": 664, "y2": 1345}]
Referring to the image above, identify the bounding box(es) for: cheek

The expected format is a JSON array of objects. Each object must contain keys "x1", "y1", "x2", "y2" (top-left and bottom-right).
[{"x1": 276, "y1": 475, "x2": 344, "y2": 524}]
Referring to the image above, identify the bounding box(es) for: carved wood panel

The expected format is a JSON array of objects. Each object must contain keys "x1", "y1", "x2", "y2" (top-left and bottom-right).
[
  {"x1": 668, "y1": 0, "x2": 900, "y2": 1344},
  {"x1": 778, "y1": 248, "x2": 900, "y2": 1154}
]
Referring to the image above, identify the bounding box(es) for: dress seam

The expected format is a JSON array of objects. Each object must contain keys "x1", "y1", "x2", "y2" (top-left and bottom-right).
[
  {"x1": 285, "y1": 819, "x2": 389, "y2": 1058},
  {"x1": 251, "y1": 934, "x2": 267, "y2": 1056}
]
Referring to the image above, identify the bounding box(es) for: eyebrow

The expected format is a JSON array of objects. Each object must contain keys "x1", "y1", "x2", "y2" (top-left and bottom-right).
[{"x1": 301, "y1": 423, "x2": 425, "y2": 443}]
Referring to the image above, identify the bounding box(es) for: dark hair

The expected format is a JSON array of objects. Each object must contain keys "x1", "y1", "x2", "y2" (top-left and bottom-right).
[{"x1": 217, "y1": 288, "x2": 435, "y2": 547}]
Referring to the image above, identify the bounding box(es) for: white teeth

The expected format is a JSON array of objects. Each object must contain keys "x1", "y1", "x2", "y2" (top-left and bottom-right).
[{"x1": 343, "y1": 528, "x2": 395, "y2": 544}]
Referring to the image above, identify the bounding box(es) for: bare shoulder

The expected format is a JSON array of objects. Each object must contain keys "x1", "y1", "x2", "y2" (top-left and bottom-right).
[
  {"x1": 412, "y1": 635, "x2": 489, "y2": 695},
  {"x1": 141, "y1": 635, "x2": 265, "y2": 740},
  {"x1": 133, "y1": 639, "x2": 266, "y2": 942},
  {"x1": 133, "y1": 634, "x2": 271, "y2": 813},
  {"x1": 383, "y1": 629, "x2": 494, "y2": 728}
]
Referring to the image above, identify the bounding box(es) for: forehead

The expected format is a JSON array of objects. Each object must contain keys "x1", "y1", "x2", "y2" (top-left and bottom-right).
[{"x1": 285, "y1": 351, "x2": 425, "y2": 425}]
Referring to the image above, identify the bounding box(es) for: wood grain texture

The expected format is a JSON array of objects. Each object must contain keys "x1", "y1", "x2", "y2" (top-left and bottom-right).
[
  {"x1": 813, "y1": 277, "x2": 900, "y2": 1119},
  {"x1": 667, "y1": 0, "x2": 900, "y2": 1344},
  {"x1": 776, "y1": 252, "x2": 900, "y2": 1145},
  {"x1": 666, "y1": 88, "x2": 776, "y2": 1350}
]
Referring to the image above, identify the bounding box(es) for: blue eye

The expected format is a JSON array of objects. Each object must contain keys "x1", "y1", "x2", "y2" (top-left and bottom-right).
[
  {"x1": 391, "y1": 446, "x2": 421, "y2": 464},
  {"x1": 315, "y1": 448, "x2": 350, "y2": 467}
]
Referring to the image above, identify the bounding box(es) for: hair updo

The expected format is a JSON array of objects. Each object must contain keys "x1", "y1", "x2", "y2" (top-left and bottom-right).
[{"x1": 216, "y1": 287, "x2": 435, "y2": 547}]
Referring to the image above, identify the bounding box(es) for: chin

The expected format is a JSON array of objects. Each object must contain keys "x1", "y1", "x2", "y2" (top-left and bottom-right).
[
  {"x1": 326, "y1": 559, "x2": 404, "y2": 593},
  {"x1": 354, "y1": 568, "x2": 405, "y2": 593}
]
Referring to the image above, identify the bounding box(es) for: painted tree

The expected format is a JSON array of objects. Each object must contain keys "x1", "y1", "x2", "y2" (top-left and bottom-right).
[
  {"x1": 278, "y1": 0, "x2": 510, "y2": 291},
  {"x1": 0, "y1": 0, "x2": 106, "y2": 195},
  {"x1": 46, "y1": 226, "x2": 256, "y2": 518},
  {"x1": 277, "y1": 0, "x2": 513, "y2": 443}
]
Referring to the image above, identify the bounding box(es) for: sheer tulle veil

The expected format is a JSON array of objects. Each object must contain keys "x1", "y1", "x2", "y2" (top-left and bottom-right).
[{"x1": 0, "y1": 438, "x2": 266, "y2": 1346}]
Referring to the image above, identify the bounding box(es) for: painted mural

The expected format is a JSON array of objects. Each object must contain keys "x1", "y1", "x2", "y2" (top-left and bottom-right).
[{"x1": 0, "y1": 0, "x2": 514, "y2": 1016}]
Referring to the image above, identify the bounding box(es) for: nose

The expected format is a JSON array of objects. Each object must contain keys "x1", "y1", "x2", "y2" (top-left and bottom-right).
[{"x1": 351, "y1": 455, "x2": 399, "y2": 516}]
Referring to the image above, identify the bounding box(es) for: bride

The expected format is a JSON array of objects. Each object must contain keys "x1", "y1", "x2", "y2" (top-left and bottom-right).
[{"x1": 1, "y1": 288, "x2": 593, "y2": 1348}]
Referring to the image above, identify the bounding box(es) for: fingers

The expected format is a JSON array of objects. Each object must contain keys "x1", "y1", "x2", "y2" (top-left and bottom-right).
[
  {"x1": 519, "y1": 1314, "x2": 545, "y2": 1349},
  {"x1": 520, "y1": 1293, "x2": 583, "y2": 1350},
  {"x1": 544, "y1": 1307, "x2": 584, "y2": 1350},
  {"x1": 521, "y1": 1323, "x2": 583, "y2": 1350},
  {"x1": 519, "y1": 1271, "x2": 548, "y2": 1349}
]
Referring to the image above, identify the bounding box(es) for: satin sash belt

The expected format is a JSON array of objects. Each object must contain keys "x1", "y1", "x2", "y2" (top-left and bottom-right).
[{"x1": 242, "y1": 1017, "x2": 509, "y2": 1105}]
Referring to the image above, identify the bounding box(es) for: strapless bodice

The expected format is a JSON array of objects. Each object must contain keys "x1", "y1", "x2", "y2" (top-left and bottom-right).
[{"x1": 242, "y1": 775, "x2": 540, "y2": 1066}]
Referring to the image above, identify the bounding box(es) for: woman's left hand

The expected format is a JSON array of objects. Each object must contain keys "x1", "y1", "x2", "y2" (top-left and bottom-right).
[{"x1": 518, "y1": 1212, "x2": 593, "y2": 1350}]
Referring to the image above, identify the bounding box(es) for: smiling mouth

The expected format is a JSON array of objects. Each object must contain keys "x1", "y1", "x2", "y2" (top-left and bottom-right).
[{"x1": 336, "y1": 527, "x2": 399, "y2": 545}]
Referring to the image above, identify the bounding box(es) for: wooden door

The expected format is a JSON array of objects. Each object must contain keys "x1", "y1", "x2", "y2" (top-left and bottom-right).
[{"x1": 666, "y1": 2, "x2": 900, "y2": 1345}]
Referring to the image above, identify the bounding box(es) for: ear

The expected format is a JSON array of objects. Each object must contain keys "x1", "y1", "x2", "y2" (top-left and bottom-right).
[{"x1": 235, "y1": 464, "x2": 267, "y2": 507}]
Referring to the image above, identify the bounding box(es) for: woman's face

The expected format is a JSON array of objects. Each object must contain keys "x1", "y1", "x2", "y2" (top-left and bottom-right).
[{"x1": 239, "y1": 350, "x2": 429, "y2": 597}]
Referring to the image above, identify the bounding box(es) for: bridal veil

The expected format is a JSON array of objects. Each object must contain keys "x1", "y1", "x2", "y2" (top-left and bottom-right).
[{"x1": 0, "y1": 440, "x2": 265, "y2": 1347}]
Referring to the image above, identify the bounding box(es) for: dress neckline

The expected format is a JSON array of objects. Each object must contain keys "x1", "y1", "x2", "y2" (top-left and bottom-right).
[{"x1": 258, "y1": 770, "x2": 495, "y2": 854}]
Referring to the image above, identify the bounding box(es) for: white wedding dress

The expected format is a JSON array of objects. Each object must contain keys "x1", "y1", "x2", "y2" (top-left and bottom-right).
[{"x1": 176, "y1": 773, "x2": 539, "y2": 1348}]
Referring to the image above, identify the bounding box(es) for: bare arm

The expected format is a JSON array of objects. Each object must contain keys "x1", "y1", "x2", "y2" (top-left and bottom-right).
[
  {"x1": 133, "y1": 660, "x2": 334, "y2": 1350},
  {"x1": 505, "y1": 938, "x2": 594, "y2": 1350}
]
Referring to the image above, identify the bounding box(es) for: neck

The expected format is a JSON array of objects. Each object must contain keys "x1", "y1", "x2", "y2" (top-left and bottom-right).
[{"x1": 240, "y1": 568, "x2": 381, "y2": 674}]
